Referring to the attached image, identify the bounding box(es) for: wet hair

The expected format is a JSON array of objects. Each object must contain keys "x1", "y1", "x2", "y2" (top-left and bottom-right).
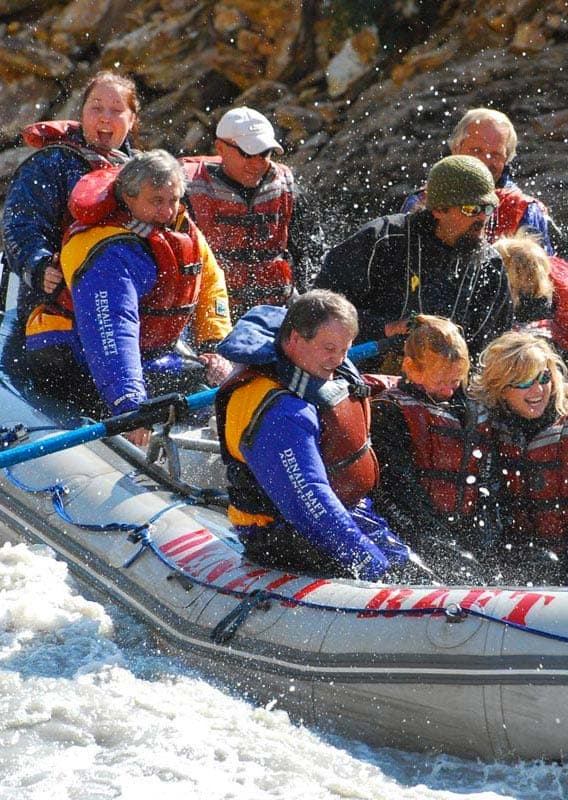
[
  {"x1": 493, "y1": 232, "x2": 553, "y2": 307},
  {"x1": 449, "y1": 108, "x2": 517, "y2": 164},
  {"x1": 80, "y1": 70, "x2": 141, "y2": 147},
  {"x1": 404, "y1": 314, "x2": 470, "y2": 385},
  {"x1": 470, "y1": 330, "x2": 568, "y2": 415},
  {"x1": 279, "y1": 289, "x2": 358, "y2": 343},
  {"x1": 115, "y1": 149, "x2": 185, "y2": 200}
]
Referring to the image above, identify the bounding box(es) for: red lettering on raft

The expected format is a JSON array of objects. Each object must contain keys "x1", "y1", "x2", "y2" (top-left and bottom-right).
[
  {"x1": 205, "y1": 558, "x2": 243, "y2": 582},
  {"x1": 502, "y1": 591, "x2": 555, "y2": 626},
  {"x1": 279, "y1": 579, "x2": 331, "y2": 607},
  {"x1": 178, "y1": 541, "x2": 226, "y2": 568},
  {"x1": 293, "y1": 579, "x2": 330, "y2": 600},
  {"x1": 160, "y1": 529, "x2": 213, "y2": 556},
  {"x1": 358, "y1": 585, "x2": 557, "y2": 627},
  {"x1": 360, "y1": 587, "x2": 415, "y2": 617},
  {"x1": 265, "y1": 574, "x2": 300, "y2": 591},
  {"x1": 223, "y1": 569, "x2": 272, "y2": 593},
  {"x1": 458, "y1": 587, "x2": 503, "y2": 609}
]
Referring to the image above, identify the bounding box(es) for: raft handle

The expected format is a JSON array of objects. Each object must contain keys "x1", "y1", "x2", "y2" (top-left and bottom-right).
[{"x1": 211, "y1": 590, "x2": 272, "y2": 644}]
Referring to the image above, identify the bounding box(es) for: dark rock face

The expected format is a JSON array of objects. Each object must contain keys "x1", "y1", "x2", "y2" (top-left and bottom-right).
[
  {"x1": 299, "y1": 44, "x2": 568, "y2": 237},
  {"x1": 0, "y1": 0, "x2": 567, "y2": 243}
]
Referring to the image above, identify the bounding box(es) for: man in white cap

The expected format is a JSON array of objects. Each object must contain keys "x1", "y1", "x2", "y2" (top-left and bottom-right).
[{"x1": 182, "y1": 107, "x2": 314, "y2": 321}]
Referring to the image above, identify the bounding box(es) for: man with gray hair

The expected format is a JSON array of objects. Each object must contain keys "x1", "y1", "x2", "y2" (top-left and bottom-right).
[
  {"x1": 403, "y1": 107, "x2": 555, "y2": 252},
  {"x1": 26, "y1": 149, "x2": 232, "y2": 445}
]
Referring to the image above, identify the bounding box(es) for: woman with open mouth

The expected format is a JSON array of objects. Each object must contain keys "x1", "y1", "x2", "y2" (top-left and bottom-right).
[{"x1": 2, "y1": 69, "x2": 140, "y2": 327}]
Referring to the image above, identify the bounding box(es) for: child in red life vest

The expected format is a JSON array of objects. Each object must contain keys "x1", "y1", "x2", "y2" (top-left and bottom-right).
[
  {"x1": 470, "y1": 331, "x2": 568, "y2": 584},
  {"x1": 370, "y1": 314, "x2": 502, "y2": 583}
]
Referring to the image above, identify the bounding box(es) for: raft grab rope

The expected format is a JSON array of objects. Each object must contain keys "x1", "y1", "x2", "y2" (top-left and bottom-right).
[{"x1": 4, "y1": 463, "x2": 568, "y2": 647}]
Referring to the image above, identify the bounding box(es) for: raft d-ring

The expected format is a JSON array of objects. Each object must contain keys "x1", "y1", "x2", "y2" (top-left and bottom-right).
[
  {"x1": 0, "y1": 423, "x2": 29, "y2": 448},
  {"x1": 445, "y1": 603, "x2": 467, "y2": 623}
]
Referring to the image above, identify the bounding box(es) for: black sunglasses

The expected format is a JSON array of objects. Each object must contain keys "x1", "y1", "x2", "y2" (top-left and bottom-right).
[{"x1": 220, "y1": 140, "x2": 273, "y2": 159}]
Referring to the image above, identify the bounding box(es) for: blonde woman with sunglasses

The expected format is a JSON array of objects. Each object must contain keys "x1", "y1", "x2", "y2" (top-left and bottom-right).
[{"x1": 470, "y1": 331, "x2": 568, "y2": 583}]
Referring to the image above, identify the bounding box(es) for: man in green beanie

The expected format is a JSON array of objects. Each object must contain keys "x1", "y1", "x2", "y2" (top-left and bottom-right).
[{"x1": 314, "y1": 154, "x2": 512, "y2": 366}]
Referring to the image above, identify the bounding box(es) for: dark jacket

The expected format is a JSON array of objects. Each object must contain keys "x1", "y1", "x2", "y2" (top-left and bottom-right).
[
  {"x1": 314, "y1": 210, "x2": 513, "y2": 362},
  {"x1": 2, "y1": 126, "x2": 133, "y2": 321}
]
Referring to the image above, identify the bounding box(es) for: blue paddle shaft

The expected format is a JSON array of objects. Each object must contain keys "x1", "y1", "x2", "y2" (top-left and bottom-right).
[
  {"x1": 348, "y1": 341, "x2": 381, "y2": 362},
  {"x1": 0, "y1": 340, "x2": 383, "y2": 468},
  {"x1": 0, "y1": 422, "x2": 108, "y2": 467}
]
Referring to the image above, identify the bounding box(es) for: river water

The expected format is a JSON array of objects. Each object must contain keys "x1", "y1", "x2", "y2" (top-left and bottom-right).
[{"x1": 0, "y1": 532, "x2": 567, "y2": 800}]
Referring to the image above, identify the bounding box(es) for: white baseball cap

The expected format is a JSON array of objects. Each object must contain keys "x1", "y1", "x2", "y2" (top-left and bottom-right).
[{"x1": 216, "y1": 107, "x2": 283, "y2": 155}]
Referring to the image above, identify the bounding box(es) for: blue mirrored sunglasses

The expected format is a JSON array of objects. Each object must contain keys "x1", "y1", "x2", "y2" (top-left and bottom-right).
[
  {"x1": 459, "y1": 203, "x2": 496, "y2": 217},
  {"x1": 510, "y1": 369, "x2": 552, "y2": 390},
  {"x1": 221, "y1": 140, "x2": 273, "y2": 159}
]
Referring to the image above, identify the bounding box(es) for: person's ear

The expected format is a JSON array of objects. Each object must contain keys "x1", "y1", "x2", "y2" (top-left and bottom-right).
[
  {"x1": 402, "y1": 355, "x2": 420, "y2": 381},
  {"x1": 288, "y1": 330, "x2": 301, "y2": 347}
]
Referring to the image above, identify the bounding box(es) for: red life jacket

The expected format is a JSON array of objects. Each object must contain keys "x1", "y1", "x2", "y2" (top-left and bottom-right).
[
  {"x1": 383, "y1": 387, "x2": 492, "y2": 517},
  {"x1": 494, "y1": 416, "x2": 568, "y2": 551},
  {"x1": 181, "y1": 156, "x2": 295, "y2": 319},
  {"x1": 217, "y1": 365, "x2": 379, "y2": 516},
  {"x1": 550, "y1": 256, "x2": 568, "y2": 351},
  {"x1": 57, "y1": 168, "x2": 203, "y2": 352},
  {"x1": 486, "y1": 185, "x2": 548, "y2": 242},
  {"x1": 23, "y1": 119, "x2": 130, "y2": 170},
  {"x1": 319, "y1": 378, "x2": 380, "y2": 506}
]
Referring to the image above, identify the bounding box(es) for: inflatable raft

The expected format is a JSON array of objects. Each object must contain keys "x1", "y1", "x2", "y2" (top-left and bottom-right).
[{"x1": 0, "y1": 313, "x2": 567, "y2": 764}]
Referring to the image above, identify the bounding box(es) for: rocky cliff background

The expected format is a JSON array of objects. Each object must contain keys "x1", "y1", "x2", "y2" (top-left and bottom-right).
[{"x1": 1, "y1": 0, "x2": 567, "y2": 249}]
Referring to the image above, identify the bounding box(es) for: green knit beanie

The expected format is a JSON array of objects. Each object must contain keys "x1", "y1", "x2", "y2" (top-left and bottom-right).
[{"x1": 425, "y1": 155, "x2": 498, "y2": 210}]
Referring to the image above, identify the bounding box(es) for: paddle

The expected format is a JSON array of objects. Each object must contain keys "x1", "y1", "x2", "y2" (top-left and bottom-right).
[{"x1": 0, "y1": 339, "x2": 388, "y2": 468}]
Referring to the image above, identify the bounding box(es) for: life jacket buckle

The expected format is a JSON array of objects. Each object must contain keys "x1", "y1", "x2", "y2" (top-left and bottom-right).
[{"x1": 349, "y1": 383, "x2": 371, "y2": 399}]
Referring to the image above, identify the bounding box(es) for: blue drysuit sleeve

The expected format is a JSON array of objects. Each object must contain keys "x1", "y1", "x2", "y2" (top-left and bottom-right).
[
  {"x1": 400, "y1": 190, "x2": 424, "y2": 214},
  {"x1": 520, "y1": 202, "x2": 553, "y2": 255},
  {"x1": 71, "y1": 240, "x2": 157, "y2": 414},
  {"x1": 240, "y1": 393, "x2": 390, "y2": 580},
  {"x1": 2, "y1": 148, "x2": 88, "y2": 286}
]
